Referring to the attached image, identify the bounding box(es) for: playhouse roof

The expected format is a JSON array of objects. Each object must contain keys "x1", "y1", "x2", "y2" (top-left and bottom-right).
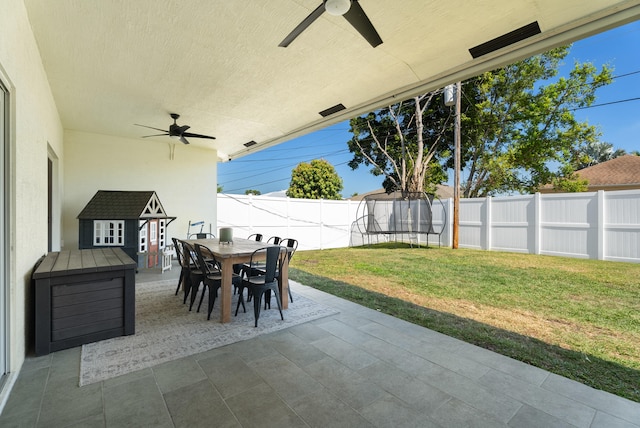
[{"x1": 77, "y1": 190, "x2": 173, "y2": 220}]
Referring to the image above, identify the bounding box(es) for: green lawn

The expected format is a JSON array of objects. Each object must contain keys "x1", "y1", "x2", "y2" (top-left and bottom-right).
[{"x1": 289, "y1": 243, "x2": 640, "y2": 402}]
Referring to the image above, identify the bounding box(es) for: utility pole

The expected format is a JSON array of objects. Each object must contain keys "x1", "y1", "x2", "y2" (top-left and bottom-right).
[{"x1": 453, "y1": 81, "x2": 461, "y2": 249}]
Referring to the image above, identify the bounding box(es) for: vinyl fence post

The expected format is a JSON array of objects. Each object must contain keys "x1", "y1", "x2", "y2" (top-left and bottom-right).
[
  {"x1": 597, "y1": 190, "x2": 605, "y2": 260},
  {"x1": 484, "y1": 196, "x2": 492, "y2": 250},
  {"x1": 534, "y1": 192, "x2": 541, "y2": 255}
]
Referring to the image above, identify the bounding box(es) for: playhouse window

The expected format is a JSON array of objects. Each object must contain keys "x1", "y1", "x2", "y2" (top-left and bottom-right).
[
  {"x1": 94, "y1": 220, "x2": 124, "y2": 246},
  {"x1": 150, "y1": 221, "x2": 157, "y2": 244}
]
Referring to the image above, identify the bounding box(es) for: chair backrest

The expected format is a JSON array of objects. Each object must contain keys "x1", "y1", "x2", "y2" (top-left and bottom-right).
[
  {"x1": 247, "y1": 233, "x2": 263, "y2": 242},
  {"x1": 172, "y1": 238, "x2": 188, "y2": 268},
  {"x1": 281, "y1": 238, "x2": 298, "y2": 260},
  {"x1": 250, "y1": 246, "x2": 284, "y2": 283},
  {"x1": 188, "y1": 232, "x2": 215, "y2": 239},
  {"x1": 194, "y1": 244, "x2": 220, "y2": 276},
  {"x1": 266, "y1": 236, "x2": 281, "y2": 245},
  {"x1": 181, "y1": 241, "x2": 201, "y2": 271}
]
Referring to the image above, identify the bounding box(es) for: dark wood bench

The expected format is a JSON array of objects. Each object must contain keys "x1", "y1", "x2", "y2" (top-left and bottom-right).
[{"x1": 33, "y1": 248, "x2": 136, "y2": 356}]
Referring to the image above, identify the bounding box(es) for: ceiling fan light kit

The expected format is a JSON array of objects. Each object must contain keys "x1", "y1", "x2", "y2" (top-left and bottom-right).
[{"x1": 325, "y1": 0, "x2": 351, "y2": 16}]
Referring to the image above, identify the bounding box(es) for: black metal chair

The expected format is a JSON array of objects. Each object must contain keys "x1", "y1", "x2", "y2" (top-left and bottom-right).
[
  {"x1": 194, "y1": 243, "x2": 241, "y2": 320},
  {"x1": 236, "y1": 246, "x2": 286, "y2": 327},
  {"x1": 173, "y1": 238, "x2": 198, "y2": 304},
  {"x1": 247, "y1": 233, "x2": 263, "y2": 241},
  {"x1": 181, "y1": 241, "x2": 208, "y2": 312},
  {"x1": 266, "y1": 236, "x2": 282, "y2": 245}
]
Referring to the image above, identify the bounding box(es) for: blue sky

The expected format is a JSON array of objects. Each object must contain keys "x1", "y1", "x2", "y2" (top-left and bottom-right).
[{"x1": 218, "y1": 20, "x2": 640, "y2": 197}]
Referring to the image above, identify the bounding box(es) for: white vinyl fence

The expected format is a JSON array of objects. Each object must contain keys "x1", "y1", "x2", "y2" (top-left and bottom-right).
[{"x1": 217, "y1": 189, "x2": 640, "y2": 263}]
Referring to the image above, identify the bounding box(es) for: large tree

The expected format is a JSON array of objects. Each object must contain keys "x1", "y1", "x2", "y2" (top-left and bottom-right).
[
  {"x1": 287, "y1": 159, "x2": 343, "y2": 200},
  {"x1": 459, "y1": 46, "x2": 613, "y2": 197},
  {"x1": 347, "y1": 46, "x2": 613, "y2": 197},
  {"x1": 347, "y1": 93, "x2": 451, "y2": 195}
]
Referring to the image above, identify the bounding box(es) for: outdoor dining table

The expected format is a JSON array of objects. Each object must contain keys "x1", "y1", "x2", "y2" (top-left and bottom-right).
[{"x1": 183, "y1": 237, "x2": 289, "y2": 323}]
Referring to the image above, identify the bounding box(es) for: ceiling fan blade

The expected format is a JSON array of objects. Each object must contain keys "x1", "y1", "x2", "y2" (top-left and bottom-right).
[
  {"x1": 141, "y1": 133, "x2": 169, "y2": 138},
  {"x1": 134, "y1": 124, "x2": 169, "y2": 133},
  {"x1": 343, "y1": 0, "x2": 383, "y2": 47},
  {"x1": 183, "y1": 131, "x2": 216, "y2": 140},
  {"x1": 278, "y1": 2, "x2": 325, "y2": 47},
  {"x1": 179, "y1": 136, "x2": 190, "y2": 145}
]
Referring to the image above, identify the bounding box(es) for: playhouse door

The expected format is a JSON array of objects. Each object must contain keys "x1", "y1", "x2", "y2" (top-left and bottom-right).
[{"x1": 148, "y1": 219, "x2": 159, "y2": 267}]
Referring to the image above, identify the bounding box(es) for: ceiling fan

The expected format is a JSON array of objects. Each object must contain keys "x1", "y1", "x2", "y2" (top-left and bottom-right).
[
  {"x1": 279, "y1": 0, "x2": 382, "y2": 48},
  {"x1": 134, "y1": 113, "x2": 216, "y2": 145}
]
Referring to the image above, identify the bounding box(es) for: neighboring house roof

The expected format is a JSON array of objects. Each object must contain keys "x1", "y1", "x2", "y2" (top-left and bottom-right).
[
  {"x1": 577, "y1": 155, "x2": 640, "y2": 189},
  {"x1": 540, "y1": 155, "x2": 640, "y2": 193},
  {"x1": 77, "y1": 190, "x2": 173, "y2": 220},
  {"x1": 349, "y1": 185, "x2": 454, "y2": 201}
]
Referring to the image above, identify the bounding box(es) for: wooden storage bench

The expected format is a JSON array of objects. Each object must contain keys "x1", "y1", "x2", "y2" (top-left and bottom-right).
[{"x1": 33, "y1": 248, "x2": 136, "y2": 356}]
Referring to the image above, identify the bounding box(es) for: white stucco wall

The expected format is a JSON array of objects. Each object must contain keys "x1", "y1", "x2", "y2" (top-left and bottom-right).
[
  {"x1": 0, "y1": 0, "x2": 64, "y2": 398},
  {"x1": 63, "y1": 130, "x2": 218, "y2": 250}
]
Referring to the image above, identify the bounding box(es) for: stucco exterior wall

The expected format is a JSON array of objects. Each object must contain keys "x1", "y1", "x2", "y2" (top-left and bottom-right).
[
  {"x1": 63, "y1": 131, "x2": 218, "y2": 250},
  {"x1": 0, "y1": 0, "x2": 64, "y2": 391}
]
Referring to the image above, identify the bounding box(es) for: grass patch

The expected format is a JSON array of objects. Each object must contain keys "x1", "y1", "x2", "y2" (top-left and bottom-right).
[{"x1": 290, "y1": 244, "x2": 640, "y2": 402}]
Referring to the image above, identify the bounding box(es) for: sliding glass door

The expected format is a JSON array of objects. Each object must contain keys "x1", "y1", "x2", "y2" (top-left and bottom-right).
[{"x1": 0, "y1": 79, "x2": 8, "y2": 385}]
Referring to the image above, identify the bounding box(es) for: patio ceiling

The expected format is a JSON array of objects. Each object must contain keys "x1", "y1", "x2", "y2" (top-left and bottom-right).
[{"x1": 24, "y1": 0, "x2": 640, "y2": 161}]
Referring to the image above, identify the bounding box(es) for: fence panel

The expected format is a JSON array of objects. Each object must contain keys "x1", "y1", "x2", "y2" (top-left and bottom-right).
[{"x1": 217, "y1": 190, "x2": 640, "y2": 263}]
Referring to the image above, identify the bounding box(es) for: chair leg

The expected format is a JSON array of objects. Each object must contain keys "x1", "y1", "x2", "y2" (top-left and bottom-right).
[
  {"x1": 271, "y1": 286, "x2": 284, "y2": 320},
  {"x1": 252, "y1": 289, "x2": 264, "y2": 327},
  {"x1": 288, "y1": 285, "x2": 293, "y2": 303},
  {"x1": 175, "y1": 269, "x2": 184, "y2": 296},
  {"x1": 189, "y1": 277, "x2": 201, "y2": 311},
  {"x1": 235, "y1": 288, "x2": 246, "y2": 316},
  {"x1": 207, "y1": 287, "x2": 218, "y2": 320},
  {"x1": 197, "y1": 285, "x2": 207, "y2": 313}
]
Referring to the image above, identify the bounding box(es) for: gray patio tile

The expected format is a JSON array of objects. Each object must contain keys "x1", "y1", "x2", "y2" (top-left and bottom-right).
[
  {"x1": 409, "y1": 342, "x2": 492, "y2": 380},
  {"x1": 304, "y1": 356, "x2": 388, "y2": 410},
  {"x1": 454, "y1": 343, "x2": 550, "y2": 385},
  {"x1": 289, "y1": 387, "x2": 375, "y2": 428},
  {"x1": 591, "y1": 410, "x2": 640, "y2": 428},
  {"x1": 225, "y1": 333, "x2": 280, "y2": 363},
  {"x1": 507, "y1": 404, "x2": 576, "y2": 428},
  {"x1": 542, "y1": 372, "x2": 640, "y2": 425},
  {"x1": 103, "y1": 375, "x2": 172, "y2": 428},
  {"x1": 359, "y1": 395, "x2": 441, "y2": 428},
  {"x1": 102, "y1": 367, "x2": 153, "y2": 389},
  {"x1": 163, "y1": 379, "x2": 240, "y2": 428},
  {"x1": 0, "y1": 366, "x2": 48, "y2": 420},
  {"x1": 151, "y1": 355, "x2": 207, "y2": 394},
  {"x1": 39, "y1": 375, "x2": 103, "y2": 427},
  {"x1": 65, "y1": 413, "x2": 106, "y2": 428},
  {"x1": 47, "y1": 347, "x2": 81, "y2": 383},
  {"x1": 311, "y1": 335, "x2": 379, "y2": 371},
  {"x1": 429, "y1": 397, "x2": 508, "y2": 428},
  {"x1": 288, "y1": 319, "x2": 336, "y2": 342},
  {"x1": 266, "y1": 330, "x2": 328, "y2": 367},
  {"x1": 358, "y1": 321, "x2": 421, "y2": 351},
  {"x1": 197, "y1": 350, "x2": 264, "y2": 399},
  {"x1": 224, "y1": 382, "x2": 307, "y2": 428},
  {"x1": 358, "y1": 361, "x2": 451, "y2": 409},
  {"x1": 19, "y1": 354, "x2": 53, "y2": 373},
  {"x1": 317, "y1": 318, "x2": 374, "y2": 345},
  {"x1": 248, "y1": 353, "x2": 323, "y2": 403},
  {"x1": 358, "y1": 337, "x2": 441, "y2": 377},
  {"x1": 479, "y1": 368, "x2": 596, "y2": 428},
  {"x1": 419, "y1": 364, "x2": 522, "y2": 423}
]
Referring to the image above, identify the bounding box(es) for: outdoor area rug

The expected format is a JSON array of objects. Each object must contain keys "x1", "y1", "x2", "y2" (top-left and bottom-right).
[{"x1": 79, "y1": 279, "x2": 338, "y2": 386}]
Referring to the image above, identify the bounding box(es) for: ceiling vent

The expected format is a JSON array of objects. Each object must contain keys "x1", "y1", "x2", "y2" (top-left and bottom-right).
[
  {"x1": 469, "y1": 21, "x2": 541, "y2": 59},
  {"x1": 243, "y1": 140, "x2": 257, "y2": 148},
  {"x1": 319, "y1": 103, "x2": 346, "y2": 117}
]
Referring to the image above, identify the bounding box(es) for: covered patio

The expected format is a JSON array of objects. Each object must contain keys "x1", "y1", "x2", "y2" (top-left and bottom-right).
[
  {"x1": 2, "y1": 0, "x2": 640, "y2": 424},
  {"x1": 1, "y1": 266, "x2": 638, "y2": 426}
]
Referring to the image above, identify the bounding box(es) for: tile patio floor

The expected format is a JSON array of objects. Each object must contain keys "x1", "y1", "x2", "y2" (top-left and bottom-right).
[{"x1": 1, "y1": 263, "x2": 638, "y2": 427}]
